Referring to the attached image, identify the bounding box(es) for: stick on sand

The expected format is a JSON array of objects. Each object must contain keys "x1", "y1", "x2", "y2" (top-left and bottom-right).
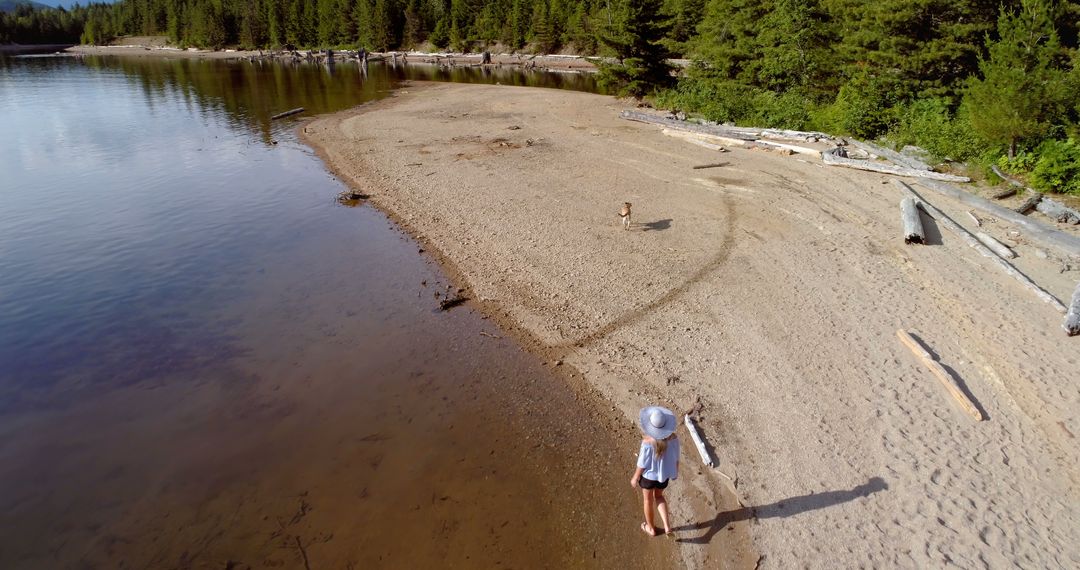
[
  {"x1": 896, "y1": 329, "x2": 984, "y2": 421},
  {"x1": 684, "y1": 414, "x2": 715, "y2": 467}
]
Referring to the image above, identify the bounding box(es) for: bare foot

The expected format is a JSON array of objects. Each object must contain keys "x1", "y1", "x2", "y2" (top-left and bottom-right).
[
  {"x1": 665, "y1": 528, "x2": 675, "y2": 539},
  {"x1": 640, "y1": 521, "x2": 656, "y2": 537}
]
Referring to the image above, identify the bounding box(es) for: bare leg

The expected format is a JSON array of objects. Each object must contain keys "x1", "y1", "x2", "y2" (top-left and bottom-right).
[
  {"x1": 640, "y1": 488, "x2": 657, "y2": 535},
  {"x1": 655, "y1": 488, "x2": 672, "y2": 535}
]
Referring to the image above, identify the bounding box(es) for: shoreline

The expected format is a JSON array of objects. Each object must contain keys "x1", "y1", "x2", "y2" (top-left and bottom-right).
[
  {"x1": 64, "y1": 44, "x2": 603, "y2": 72},
  {"x1": 298, "y1": 88, "x2": 755, "y2": 569},
  {"x1": 301, "y1": 81, "x2": 1079, "y2": 568}
]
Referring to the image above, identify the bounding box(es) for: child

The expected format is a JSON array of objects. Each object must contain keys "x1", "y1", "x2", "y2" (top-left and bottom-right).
[{"x1": 630, "y1": 405, "x2": 680, "y2": 537}]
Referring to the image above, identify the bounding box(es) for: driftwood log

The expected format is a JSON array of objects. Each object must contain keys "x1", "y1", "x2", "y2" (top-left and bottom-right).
[
  {"x1": 660, "y1": 127, "x2": 747, "y2": 147},
  {"x1": 824, "y1": 148, "x2": 970, "y2": 182},
  {"x1": 990, "y1": 164, "x2": 1021, "y2": 199},
  {"x1": 1065, "y1": 282, "x2": 1080, "y2": 336},
  {"x1": 684, "y1": 415, "x2": 715, "y2": 467},
  {"x1": 622, "y1": 111, "x2": 758, "y2": 141},
  {"x1": 975, "y1": 232, "x2": 1016, "y2": 259},
  {"x1": 895, "y1": 180, "x2": 1067, "y2": 313},
  {"x1": 849, "y1": 139, "x2": 932, "y2": 171},
  {"x1": 914, "y1": 179, "x2": 1080, "y2": 258},
  {"x1": 901, "y1": 197, "x2": 925, "y2": 244},
  {"x1": 896, "y1": 329, "x2": 984, "y2": 421},
  {"x1": 692, "y1": 162, "x2": 729, "y2": 170},
  {"x1": 1035, "y1": 198, "x2": 1080, "y2": 224},
  {"x1": 271, "y1": 107, "x2": 305, "y2": 120},
  {"x1": 1015, "y1": 193, "x2": 1044, "y2": 214}
]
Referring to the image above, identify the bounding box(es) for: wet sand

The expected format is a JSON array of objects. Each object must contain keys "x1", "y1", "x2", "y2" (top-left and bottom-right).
[{"x1": 302, "y1": 82, "x2": 1080, "y2": 568}]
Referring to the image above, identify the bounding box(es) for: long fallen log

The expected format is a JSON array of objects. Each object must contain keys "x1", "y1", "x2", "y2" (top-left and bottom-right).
[
  {"x1": 896, "y1": 329, "x2": 984, "y2": 421},
  {"x1": 622, "y1": 110, "x2": 758, "y2": 141},
  {"x1": 849, "y1": 139, "x2": 932, "y2": 171},
  {"x1": 753, "y1": 139, "x2": 821, "y2": 157},
  {"x1": 895, "y1": 180, "x2": 1067, "y2": 313},
  {"x1": 1065, "y1": 282, "x2": 1080, "y2": 336},
  {"x1": 661, "y1": 128, "x2": 742, "y2": 148},
  {"x1": 975, "y1": 231, "x2": 1016, "y2": 259},
  {"x1": 823, "y1": 148, "x2": 970, "y2": 182},
  {"x1": 1035, "y1": 198, "x2": 1080, "y2": 224},
  {"x1": 901, "y1": 198, "x2": 925, "y2": 244},
  {"x1": 1015, "y1": 193, "x2": 1043, "y2": 214},
  {"x1": 271, "y1": 107, "x2": 305, "y2": 120},
  {"x1": 913, "y1": 179, "x2": 1080, "y2": 258}
]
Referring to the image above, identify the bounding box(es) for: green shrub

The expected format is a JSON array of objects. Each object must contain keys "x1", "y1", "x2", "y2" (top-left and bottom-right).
[
  {"x1": 745, "y1": 90, "x2": 814, "y2": 131},
  {"x1": 652, "y1": 77, "x2": 758, "y2": 124},
  {"x1": 1030, "y1": 139, "x2": 1080, "y2": 195},
  {"x1": 815, "y1": 71, "x2": 898, "y2": 139},
  {"x1": 890, "y1": 99, "x2": 988, "y2": 162}
]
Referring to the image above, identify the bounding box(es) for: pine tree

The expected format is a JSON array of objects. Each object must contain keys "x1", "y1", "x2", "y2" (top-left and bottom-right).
[
  {"x1": 597, "y1": 0, "x2": 673, "y2": 96},
  {"x1": 964, "y1": 0, "x2": 1067, "y2": 157}
]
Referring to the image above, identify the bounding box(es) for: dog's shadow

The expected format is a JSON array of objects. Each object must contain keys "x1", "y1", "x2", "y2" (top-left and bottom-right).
[{"x1": 641, "y1": 219, "x2": 672, "y2": 231}]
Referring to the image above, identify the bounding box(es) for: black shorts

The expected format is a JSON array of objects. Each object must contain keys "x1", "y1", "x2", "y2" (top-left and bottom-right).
[{"x1": 639, "y1": 477, "x2": 668, "y2": 490}]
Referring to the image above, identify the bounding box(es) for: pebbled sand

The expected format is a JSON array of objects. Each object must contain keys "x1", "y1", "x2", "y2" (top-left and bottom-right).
[{"x1": 302, "y1": 82, "x2": 1080, "y2": 569}]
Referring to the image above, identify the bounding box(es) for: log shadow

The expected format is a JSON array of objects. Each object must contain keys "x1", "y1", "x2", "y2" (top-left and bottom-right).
[
  {"x1": 641, "y1": 219, "x2": 672, "y2": 231},
  {"x1": 908, "y1": 332, "x2": 990, "y2": 420},
  {"x1": 674, "y1": 477, "x2": 888, "y2": 545},
  {"x1": 917, "y1": 209, "x2": 944, "y2": 246}
]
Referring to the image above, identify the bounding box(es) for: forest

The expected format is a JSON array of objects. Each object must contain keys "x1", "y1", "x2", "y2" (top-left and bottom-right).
[{"x1": 3, "y1": 0, "x2": 1080, "y2": 194}]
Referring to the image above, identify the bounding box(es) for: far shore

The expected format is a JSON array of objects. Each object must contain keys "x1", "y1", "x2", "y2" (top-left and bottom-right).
[
  {"x1": 63, "y1": 43, "x2": 604, "y2": 72},
  {"x1": 301, "y1": 81, "x2": 1080, "y2": 569}
]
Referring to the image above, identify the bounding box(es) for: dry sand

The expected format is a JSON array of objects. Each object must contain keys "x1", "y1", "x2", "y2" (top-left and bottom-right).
[{"x1": 302, "y1": 82, "x2": 1080, "y2": 568}]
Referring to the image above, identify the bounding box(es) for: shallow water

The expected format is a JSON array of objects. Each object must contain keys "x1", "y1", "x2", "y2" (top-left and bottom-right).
[{"x1": 0, "y1": 56, "x2": 664, "y2": 567}]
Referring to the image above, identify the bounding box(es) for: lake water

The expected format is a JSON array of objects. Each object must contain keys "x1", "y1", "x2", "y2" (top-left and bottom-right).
[{"x1": 0, "y1": 55, "x2": 667, "y2": 568}]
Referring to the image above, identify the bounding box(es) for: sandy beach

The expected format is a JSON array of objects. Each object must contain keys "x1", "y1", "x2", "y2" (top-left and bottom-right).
[{"x1": 302, "y1": 82, "x2": 1080, "y2": 568}]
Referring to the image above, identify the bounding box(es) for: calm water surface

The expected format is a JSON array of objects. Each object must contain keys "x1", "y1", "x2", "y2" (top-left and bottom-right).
[{"x1": 0, "y1": 56, "x2": 665, "y2": 568}]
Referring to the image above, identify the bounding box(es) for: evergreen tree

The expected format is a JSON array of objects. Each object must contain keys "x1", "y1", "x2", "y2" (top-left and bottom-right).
[
  {"x1": 403, "y1": 0, "x2": 426, "y2": 46},
  {"x1": 597, "y1": 0, "x2": 673, "y2": 96},
  {"x1": 964, "y1": 0, "x2": 1067, "y2": 157}
]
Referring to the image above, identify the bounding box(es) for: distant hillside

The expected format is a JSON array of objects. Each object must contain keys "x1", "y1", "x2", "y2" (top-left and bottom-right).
[{"x1": 1, "y1": 0, "x2": 51, "y2": 11}]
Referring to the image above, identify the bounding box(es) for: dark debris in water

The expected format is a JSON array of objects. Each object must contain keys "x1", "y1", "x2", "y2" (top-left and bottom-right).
[
  {"x1": 439, "y1": 295, "x2": 469, "y2": 311},
  {"x1": 336, "y1": 190, "x2": 370, "y2": 206}
]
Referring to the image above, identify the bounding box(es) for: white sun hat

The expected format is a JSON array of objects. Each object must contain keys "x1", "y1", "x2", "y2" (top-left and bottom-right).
[{"x1": 639, "y1": 405, "x2": 677, "y2": 439}]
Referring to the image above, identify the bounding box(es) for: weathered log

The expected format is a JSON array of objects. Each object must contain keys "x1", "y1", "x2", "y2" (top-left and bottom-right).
[
  {"x1": 661, "y1": 128, "x2": 741, "y2": 149},
  {"x1": 271, "y1": 107, "x2": 305, "y2": 120},
  {"x1": 896, "y1": 329, "x2": 984, "y2": 421},
  {"x1": 684, "y1": 415, "x2": 715, "y2": 467},
  {"x1": 975, "y1": 231, "x2": 1016, "y2": 259},
  {"x1": 1015, "y1": 193, "x2": 1043, "y2": 214},
  {"x1": 753, "y1": 139, "x2": 821, "y2": 157},
  {"x1": 991, "y1": 164, "x2": 1024, "y2": 186},
  {"x1": 914, "y1": 179, "x2": 1080, "y2": 258},
  {"x1": 895, "y1": 180, "x2": 1067, "y2": 313},
  {"x1": 692, "y1": 162, "x2": 729, "y2": 170},
  {"x1": 989, "y1": 164, "x2": 1022, "y2": 198},
  {"x1": 849, "y1": 139, "x2": 932, "y2": 171},
  {"x1": 901, "y1": 197, "x2": 925, "y2": 244},
  {"x1": 621, "y1": 110, "x2": 759, "y2": 141},
  {"x1": 823, "y1": 148, "x2": 971, "y2": 182},
  {"x1": 1035, "y1": 197, "x2": 1080, "y2": 224},
  {"x1": 1065, "y1": 281, "x2": 1080, "y2": 336},
  {"x1": 990, "y1": 187, "x2": 1018, "y2": 200}
]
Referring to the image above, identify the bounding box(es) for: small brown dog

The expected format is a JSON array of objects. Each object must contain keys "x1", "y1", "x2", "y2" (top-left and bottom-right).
[{"x1": 619, "y1": 202, "x2": 632, "y2": 230}]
